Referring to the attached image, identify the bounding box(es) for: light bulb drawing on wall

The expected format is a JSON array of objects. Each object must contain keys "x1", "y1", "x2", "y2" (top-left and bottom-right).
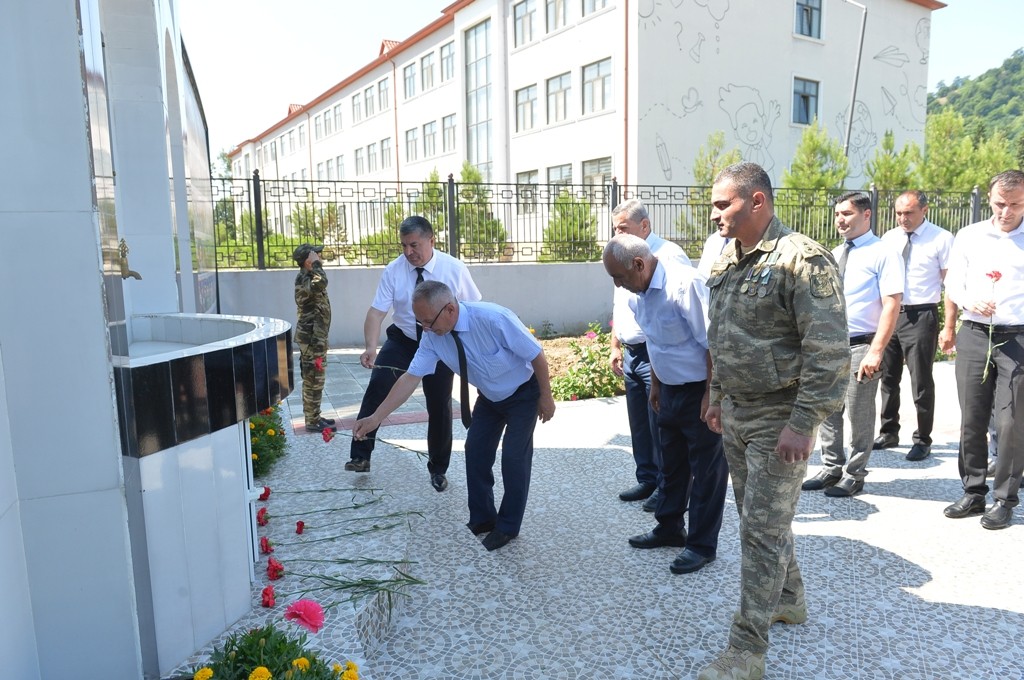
[{"x1": 639, "y1": 0, "x2": 662, "y2": 30}]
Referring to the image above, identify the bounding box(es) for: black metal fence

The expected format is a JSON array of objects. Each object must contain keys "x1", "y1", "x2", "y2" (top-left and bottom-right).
[{"x1": 205, "y1": 172, "x2": 983, "y2": 269}]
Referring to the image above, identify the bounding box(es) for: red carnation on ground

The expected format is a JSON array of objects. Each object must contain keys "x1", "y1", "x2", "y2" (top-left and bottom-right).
[
  {"x1": 261, "y1": 585, "x2": 275, "y2": 607},
  {"x1": 322, "y1": 427, "x2": 335, "y2": 443},
  {"x1": 295, "y1": 521, "x2": 305, "y2": 534},
  {"x1": 314, "y1": 356, "x2": 324, "y2": 371},
  {"x1": 260, "y1": 536, "x2": 274, "y2": 554},
  {"x1": 257, "y1": 507, "x2": 269, "y2": 526},
  {"x1": 284, "y1": 599, "x2": 325, "y2": 634},
  {"x1": 259, "y1": 486, "x2": 271, "y2": 501},
  {"x1": 266, "y1": 557, "x2": 285, "y2": 580}
]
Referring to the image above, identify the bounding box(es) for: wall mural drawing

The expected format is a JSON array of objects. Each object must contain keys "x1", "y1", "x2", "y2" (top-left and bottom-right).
[
  {"x1": 874, "y1": 45, "x2": 910, "y2": 68},
  {"x1": 915, "y1": 18, "x2": 930, "y2": 64},
  {"x1": 639, "y1": 0, "x2": 663, "y2": 30},
  {"x1": 836, "y1": 101, "x2": 877, "y2": 181},
  {"x1": 690, "y1": 32, "x2": 706, "y2": 63},
  {"x1": 719, "y1": 84, "x2": 780, "y2": 173}
]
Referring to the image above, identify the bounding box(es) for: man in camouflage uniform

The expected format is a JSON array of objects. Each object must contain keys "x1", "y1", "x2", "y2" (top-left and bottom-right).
[
  {"x1": 699, "y1": 163, "x2": 849, "y2": 680},
  {"x1": 294, "y1": 243, "x2": 334, "y2": 432}
]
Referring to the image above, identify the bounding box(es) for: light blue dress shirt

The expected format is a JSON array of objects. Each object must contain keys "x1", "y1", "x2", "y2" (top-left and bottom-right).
[{"x1": 834, "y1": 231, "x2": 904, "y2": 336}]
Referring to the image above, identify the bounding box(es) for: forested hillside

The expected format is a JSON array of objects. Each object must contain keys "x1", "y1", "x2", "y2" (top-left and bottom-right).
[{"x1": 928, "y1": 48, "x2": 1024, "y2": 144}]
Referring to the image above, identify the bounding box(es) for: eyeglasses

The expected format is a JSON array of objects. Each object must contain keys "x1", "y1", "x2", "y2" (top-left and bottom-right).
[{"x1": 416, "y1": 303, "x2": 450, "y2": 330}]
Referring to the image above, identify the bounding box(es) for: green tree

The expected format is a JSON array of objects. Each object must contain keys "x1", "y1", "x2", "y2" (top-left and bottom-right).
[
  {"x1": 289, "y1": 202, "x2": 319, "y2": 241},
  {"x1": 457, "y1": 161, "x2": 507, "y2": 261},
  {"x1": 916, "y1": 109, "x2": 975, "y2": 191},
  {"x1": 412, "y1": 168, "x2": 449, "y2": 251},
  {"x1": 214, "y1": 196, "x2": 237, "y2": 240},
  {"x1": 778, "y1": 120, "x2": 849, "y2": 243},
  {"x1": 344, "y1": 202, "x2": 404, "y2": 265},
  {"x1": 965, "y1": 129, "x2": 1016, "y2": 190},
  {"x1": 692, "y1": 131, "x2": 743, "y2": 186},
  {"x1": 864, "y1": 130, "x2": 919, "y2": 190},
  {"x1": 540, "y1": 190, "x2": 602, "y2": 262},
  {"x1": 678, "y1": 132, "x2": 743, "y2": 246}
]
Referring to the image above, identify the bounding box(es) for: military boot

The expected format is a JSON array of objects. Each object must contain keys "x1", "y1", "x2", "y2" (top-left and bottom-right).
[
  {"x1": 771, "y1": 599, "x2": 808, "y2": 625},
  {"x1": 697, "y1": 647, "x2": 765, "y2": 680}
]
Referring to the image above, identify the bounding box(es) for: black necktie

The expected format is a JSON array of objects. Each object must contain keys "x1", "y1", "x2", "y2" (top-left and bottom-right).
[
  {"x1": 415, "y1": 267, "x2": 425, "y2": 340},
  {"x1": 902, "y1": 233, "x2": 913, "y2": 269},
  {"x1": 451, "y1": 329, "x2": 472, "y2": 428},
  {"x1": 837, "y1": 240, "x2": 854, "y2": 280}
]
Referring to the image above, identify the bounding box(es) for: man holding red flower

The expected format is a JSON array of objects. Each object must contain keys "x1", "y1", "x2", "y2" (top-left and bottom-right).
[{"x1": 942, "y1": 170, "x2": 1024, "y2": 530}]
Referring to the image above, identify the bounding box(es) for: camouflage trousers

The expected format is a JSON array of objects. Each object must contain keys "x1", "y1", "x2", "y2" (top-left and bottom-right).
[
  {"x1": 721, "y1": 396, "x2": 810, "y2": 654},
  {"x1": 299, "y1": 343, "x2": 327, "y2": 425}
]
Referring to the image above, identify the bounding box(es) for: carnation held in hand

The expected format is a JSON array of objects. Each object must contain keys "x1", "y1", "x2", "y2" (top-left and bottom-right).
[{"x1": 284, "y1": 599, "x2": 326, "y2": 634}]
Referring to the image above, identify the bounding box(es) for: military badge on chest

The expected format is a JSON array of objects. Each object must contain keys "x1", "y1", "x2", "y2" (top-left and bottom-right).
[{"x1": 741, "y1": 251, "x2": 780, "y2": 299}]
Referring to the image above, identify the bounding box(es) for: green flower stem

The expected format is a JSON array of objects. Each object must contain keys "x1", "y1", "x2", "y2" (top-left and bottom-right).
[
  {"x1": 312, "y1": 511, "x2": 424, "y2": 529},
  {"x1": 269, "y1": 497, "x2": 385, "y2": 518},
  {"x1": 327, "y1": 428, "x2": 428, "y2": 459},
  {"x1": 271, "y1": 487, "x2": 386, "y2": 494},
  {"x1": 272, "y1": 522, "x2": 404, "y2": 546}
]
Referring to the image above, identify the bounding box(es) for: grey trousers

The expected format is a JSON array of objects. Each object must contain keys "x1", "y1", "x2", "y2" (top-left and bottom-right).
[{"x1": 819, "y1": 343, "x2": 880, "y2": 481}]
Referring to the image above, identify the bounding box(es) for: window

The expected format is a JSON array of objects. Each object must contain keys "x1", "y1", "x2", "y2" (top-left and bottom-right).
[
  {"x1": 314, "y1": 115, "x2": 323, "y2": 140},
  {"x1": 516, "y1": 170, "x2": 538, "y2": 212},
  {"x1": 404, "y1": 63, "x2": 416, "y2": 98},
  {"x1": 367, "y1": 142, "x2": 378, "y2": 172},
  {"x1": 378, "y1": 78, "x2": 390, "y2": 111},
  {"x1": 354, "y1": 148, "x2": 365, "y2": 175},
  {"x1": 381, "y1": 137, "x2": 392, "y2": 169},
  {"x1": 326, "y1": 159, "x2": 334, "y2": 181},
  {"x1": 405, "y1": 128, "x2": 419, "y2": 162},
  {"x1": 270, "y1": 141, "x2": 277, "y2": 161},
  {"x1": 547, "y1": 163, "x2": 572, "y2": 185},
  {"x1": 423, "y1": 121, "x2": 437, "y2": 157},
  {"x1": 793, "y1": 77, "x2": 819, "y2": 124},
  {"x1": 324, "y1": 110, "x2": 333, "y2": 136},
  {"x1": 796, "y1": 0, "x2": 822, "y2": 39},
  {"x1": 333, "y1": 104, "x2": 343, "y2": 131},
  {"x1": 287, "y1": 130, "x2": 295, "y2": 154},
  {"x1": 515, "y1": 85, "x2": 537, "y2": 132},
  {"x1": 301, "y1": 168, "x2": 307, "y2": 180},
  {"x1": 442, "y1": 114, "x2": 456, "y2": 152},
  {"x1": 465, "y1": 20, "x2": 492, "y2": 179},
  {"x1": 421, "y1": 53, "x2": 435, "y2": 91},
  {"x1": 243, "y1": 153, "x2": 250, "y2": 175},
  {"x1": 440, "y1": 42, "x2": 455, "y2": 81},
  {"x1": 583, "y1": 157, "x2": 611, "y2": 185},
  {"x1": 317, "y1": 162, "x2": 324, "y2": 180},
  {"x1": 298, "y1": 124, "x2": 306, "y2": 147},
  {"x1": 364, "y1": 86, "x2": 375, "y2": 117},
  {"x1": 583, "y1": 0, "x2": 607, "y2": 15},
  {"x1": 546, "y1": 0, "x2": 566, "y2": 32},
  {"x1": 278, "y1": 136, "x2": 286, "y2": 157},
  {"x1": 547, "y1": 72, "x2": 571, "y2": 123},
  {"x1": 514, "y1": 0, "x2": 536, "y2": 47},
  {"x1": 352, "y1": 94, "x2": 362, "y2": 122},
  {"x1": 582, "y1": 58, "x2": 611, "y2": 114},
  {"x1": 337, "y1": 155, "x2": 345, "y2": 180}
]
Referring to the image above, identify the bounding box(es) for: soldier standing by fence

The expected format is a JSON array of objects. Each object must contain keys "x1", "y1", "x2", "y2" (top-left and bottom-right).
[{"x1": 293, "y1": 243, "x2": 334, "y2": 432}]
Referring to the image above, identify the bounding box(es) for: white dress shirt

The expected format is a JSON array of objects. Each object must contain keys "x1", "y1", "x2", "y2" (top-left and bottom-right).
[
  {"x1": 371, "y1": 250, "x2": 481, "y2": 340},
  {"x1": 409, "y1": 302, "x2": 541, "y2": 402},
  {"x1": 634, "y1": 257, "x2": 710, "y2": 385},
  {"x1": 880, "y1": 220, "x2": 953, "y2": 305},
  {"x1": 833, "y1": 232, "x2": 904, "y2": 336},
  {"x1": 612, "y1": 232, "x2": 692, "y2": 345},
  {"x1": 945, "y1": 218, "x2": 1024, "y2": 326},
  {"x1": 697, "y1": 232, "x2": 732, "y2": 279}
]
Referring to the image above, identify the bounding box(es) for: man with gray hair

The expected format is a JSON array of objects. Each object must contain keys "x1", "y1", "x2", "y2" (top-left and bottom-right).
[
  {"x1": 603, "y1": 234, "x2": 727, "y2": 575},
  {"x1": 607, "y1": 199, "x2": 693, "y2": 511}
]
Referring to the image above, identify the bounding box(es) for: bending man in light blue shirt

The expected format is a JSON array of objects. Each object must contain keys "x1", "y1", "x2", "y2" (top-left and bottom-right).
[{"x1": 352, "y1": 280, "x2": 556, "y2": 551}]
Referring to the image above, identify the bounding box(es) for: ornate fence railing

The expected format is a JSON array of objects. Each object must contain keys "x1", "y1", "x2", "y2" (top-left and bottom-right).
[{"x1": 200, "y1": 173, "x2": 982, "y2": 269}]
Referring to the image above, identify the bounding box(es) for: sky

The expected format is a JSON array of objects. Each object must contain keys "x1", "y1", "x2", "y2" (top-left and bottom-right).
[{"x1": 178, "y1": 0, "x2": 1023, "y2": 160}]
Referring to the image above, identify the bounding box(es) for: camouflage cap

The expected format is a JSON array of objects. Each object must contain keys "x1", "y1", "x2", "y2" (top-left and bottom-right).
[{"x1": 293, "y1": 243, "x2": 324, "y2": 266}]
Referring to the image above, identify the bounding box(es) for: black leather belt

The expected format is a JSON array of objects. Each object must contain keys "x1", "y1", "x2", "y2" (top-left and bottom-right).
[
  {"x1": 900, "y1": 303, "x2": 938, "y2": 312},
  {"x1": 621, "y1": 341, "x2": 646, "y2": 353},
  {"x1": 850, "y1": 333, "x2": 875, "y2": 346},
  {"x1": 965, "y1": 319, "x2": 1024, "y2": 334}
]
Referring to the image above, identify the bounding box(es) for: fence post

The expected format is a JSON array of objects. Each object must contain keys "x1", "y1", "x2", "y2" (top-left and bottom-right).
[
  {"x1": 869, "y1": 183, "x2": 878, "y2": 233},
  {"x1": 971, "y1": 185, "x2": 981, "y2": 224},
  {"x1": 610, "y1": 177, "x2": 619, "y2": 212},
  {"x1": 253, "y1": 170, "x2": 265, "y2": 270},
  {"x1": 446, "y1": 173, "x2": 459, "y2": 258}
]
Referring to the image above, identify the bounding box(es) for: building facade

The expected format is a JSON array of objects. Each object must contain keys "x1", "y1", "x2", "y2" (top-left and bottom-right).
[{"x1": 230, "y1": 0, "x2": 943, "y2": 195}]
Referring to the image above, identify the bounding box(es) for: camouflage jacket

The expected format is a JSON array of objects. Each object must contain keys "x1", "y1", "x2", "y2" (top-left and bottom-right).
[
  {"x1": 294, "y1": 262, "x2": 331, "y2": 352},
  {"x1": 706, "y1": 216, "x2": 850, "y2": 436}
]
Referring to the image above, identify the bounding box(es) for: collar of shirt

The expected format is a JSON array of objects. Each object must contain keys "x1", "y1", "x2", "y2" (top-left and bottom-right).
[
  {"x1": 725, "y1": 216, "x2": 784, "y2": 265},
  {"x1": 639, "y1": 260, "x2": 666, "y2": 298}
]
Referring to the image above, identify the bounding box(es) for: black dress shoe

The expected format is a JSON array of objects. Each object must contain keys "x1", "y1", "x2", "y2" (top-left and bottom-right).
[
  {"x1": 943, "y1": 494, "x2": 986, "y2": 519},
  {"x1": 873, "y1": 434, "x2": 899, "y2": 449},
  {"x1": 981, "y1": 500, "x2": 1013, "y2": 530},
  {"x1": 482, "y1": 529, "x2": 515, "y2": 551},
  {"x1": 642, "y1": 489, "x2": 662, "y2": 512},
  {"x1": 670, "y1": 548, "x2": 714, "y2": 574},
  {"x1": 802, "y1": 469, "x2": 841, "y2": 491},
  {"x1": 987, "y1": 459, "x2": 997, "y2": 478},
  {"x1": 905, "y1": 443, "x2": 931, "y2": 461},
  {"x1": 430, "y1": 473, "x2": 449, "y2": 492},
  {"x1": 824, "y1": 476, "x2": 864, "y2": 497},
  {"x1": 466, "y1": 520, "x2": 496, "y2": 535},
  {"x1": 619, "y1": 482, "x2": 657, "y2": 502},
  {"x1": 344, "y1": 458, "x2": 371, "y2": 472},
  {"x1": 322, "y1": 416, "x2": 336, "y2": 425},
  {"x1": 305, "y1": 417, "x2": 335, "y2": 432},
  {"x1": 628, "y1": 529, "x2": 686, "y2": 549}
]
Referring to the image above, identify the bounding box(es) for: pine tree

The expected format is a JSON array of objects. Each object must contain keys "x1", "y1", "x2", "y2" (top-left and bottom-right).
[
  {"x1": 457, "y1": 161, "x2": 507, "y2": 261},
  {"x1": 540, "y1": 190, "x2": 601, "y2": 262},
  {"x1": 781, "y1": 119, "x2": 849, "y2": 190},
  {"x1": 864, "y1": 130, "x2": 918, "y2": 190}
]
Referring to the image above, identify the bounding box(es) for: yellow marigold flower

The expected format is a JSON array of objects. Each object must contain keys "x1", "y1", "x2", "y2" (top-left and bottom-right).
[
  {"x1": 194, "y1": 669, "x2": 214, "y2": 680},
  {"x1": 250, "y1": 422, "x2": 255, "y2": 430},
  {"x1": 332, "y1": 664, "x2": 343, "y2": 676},
  {"x1": 248, "y1": 667, "x2": 272, "y2": 680},
  {"x1": 528, "y1": 327, "x2": 536, "y2": 334},
  {"x1": 341, "y1": 671, "x2": 358, "y2": 680},
  {"x1": 252, "y1": 453, "x2": 258, "y2": 460},
  {"x1": 267, "y1": 429, "x2": 276, "y2": 437},
  {"x1": 292, "y1": 658, "x2": 310, "y2": 671}
]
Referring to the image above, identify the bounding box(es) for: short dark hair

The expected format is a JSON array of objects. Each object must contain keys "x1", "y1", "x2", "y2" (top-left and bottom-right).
[
  {"x1": 399, "y1": 215, "x2": 434, "y2": 238},
  {"x1": 714, "y1": 162, "x2": 774, "y2": 203},
  {"x1": 835, "y1": 191, "x2": 871, "y2": 213},
  {"x1": 990, "y1": 169, "x2": 1024, "y2": 193},
  {"x1": 897, "y1": 190, "x2": 928, "y2": 208}
]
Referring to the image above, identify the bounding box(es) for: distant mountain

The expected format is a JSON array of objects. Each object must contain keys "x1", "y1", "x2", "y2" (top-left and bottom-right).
[{"x1": 928, "y1": 48, "x2": 1024, "y2": 142}]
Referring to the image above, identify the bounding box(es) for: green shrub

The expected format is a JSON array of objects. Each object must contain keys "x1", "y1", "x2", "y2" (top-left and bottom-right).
[
  {"x1": 251, "y1": 404, "x2": 287, "y2": 478},
  {"x1": 194, "y1": 624, "x2": 357, "y2": 680},
  {"x1": 550, "y1": 323, "x2": 624, "y2": 400}
]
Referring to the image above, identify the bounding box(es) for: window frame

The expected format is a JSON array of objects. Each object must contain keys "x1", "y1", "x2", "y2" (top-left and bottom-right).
[
  {"x1": 792, "y1": 76, "x2": 819, "y2": 125},
  {"x1": 582, "y1": 58, "x2": 611, "y2": 114},
  {"x1": 546, "y1": 72, "x2": 571, "y2": 124}
]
